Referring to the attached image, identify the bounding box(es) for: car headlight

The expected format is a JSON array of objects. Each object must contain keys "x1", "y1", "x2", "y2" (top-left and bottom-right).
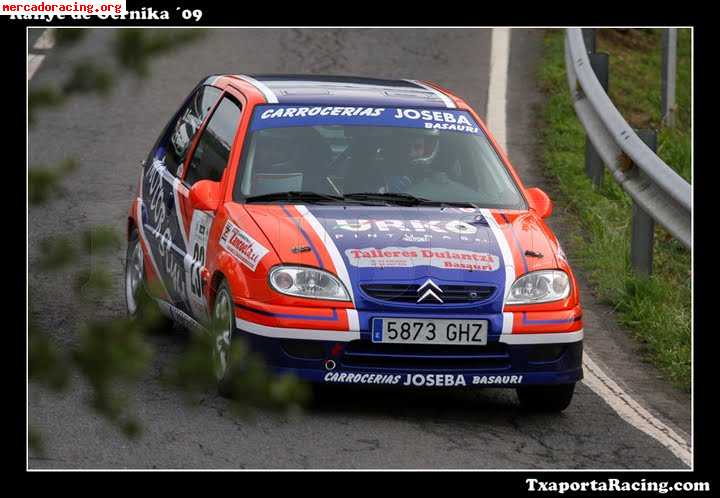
[
  {"x1": 506, "y1": 270, "x2": 570, "y2": 305},
  {"x1": 269, "y1": 266, "x2": 350, "y2": 301}
]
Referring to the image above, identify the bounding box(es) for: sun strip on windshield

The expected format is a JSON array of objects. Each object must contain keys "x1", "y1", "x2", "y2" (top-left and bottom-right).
[{"x1": 249, "y1": 105, "x2": 482, "y2": 135}]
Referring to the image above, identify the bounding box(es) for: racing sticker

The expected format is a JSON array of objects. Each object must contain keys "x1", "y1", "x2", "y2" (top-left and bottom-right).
[
  {"x1": 142, "y1": 155, "x2": 187, "y2": 302},
  {"x1": 472, "y1": 375, "x2": 524, "y2": 385},
  {"x1": 323, "y1": 372, "x2": 524, "y2": 386},
  {"x1": 185, "y1": 210, "x2": 213, "y2": 319},
  {"x1": 345, "y1": 246, "x2": 500, "y2": 272},
  {"x1": 219, "y1": 220, "x2": 270, "y2": 271},
  {"x1": 250, "y1": 105, "x2": 481, "y2": 135},
  {"x1": 334, "y1": 218, "x2": 478, "y2": 235}
]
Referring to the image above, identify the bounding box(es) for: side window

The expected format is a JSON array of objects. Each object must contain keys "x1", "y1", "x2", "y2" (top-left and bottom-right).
[
  {"x1": 159, "y1": 85, "x2": 222, "y2": 176},
  {"x1": 185, "y1": 96, "x2": 242, "y2": 186}
]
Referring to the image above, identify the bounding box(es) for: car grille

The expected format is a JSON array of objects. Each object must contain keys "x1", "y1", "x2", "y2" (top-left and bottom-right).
[
  {"x1": 341, "y1": 340, "x2": 510, "y2": 370},
  {"x1": 360, "y1": 283, "x2": 495, "y2": 304}
]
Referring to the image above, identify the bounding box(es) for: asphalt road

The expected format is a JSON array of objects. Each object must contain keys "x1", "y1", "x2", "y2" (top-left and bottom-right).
[{"x1": 28, "y1": 28, "x2": 691, "y2": 469}]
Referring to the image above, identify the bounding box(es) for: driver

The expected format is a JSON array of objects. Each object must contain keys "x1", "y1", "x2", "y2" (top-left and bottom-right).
[{"x1": 380, "y1": 129, "x2": 439, "y2": 193}]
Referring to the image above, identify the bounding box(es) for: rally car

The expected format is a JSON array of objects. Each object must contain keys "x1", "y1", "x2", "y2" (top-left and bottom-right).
[{"x1": 125, "y1": 74, "x2": 583, "y2": 412}]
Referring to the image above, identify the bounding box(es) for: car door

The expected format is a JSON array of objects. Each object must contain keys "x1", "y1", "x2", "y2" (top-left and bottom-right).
[
  {"x1": 178, "y1": 92, "x2": 244, "y2": 324},
  {"x1": 139, "y1": 83, "x2": 222, "y2": 313}
]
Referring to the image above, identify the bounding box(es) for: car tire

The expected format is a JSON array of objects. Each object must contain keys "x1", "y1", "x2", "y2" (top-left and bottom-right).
[
  {"x1": 212, "y1": 279, "x2": 235, "y2": 398},
  {"x1": 125, "y1": 227, "x2": 150, "y2": 319},
  {"x1": 125, "y1": 226, "x2": 171, "y2": 331},
  {"x1": 516, "y1": 383, "x2": 575, "y2": 413}
]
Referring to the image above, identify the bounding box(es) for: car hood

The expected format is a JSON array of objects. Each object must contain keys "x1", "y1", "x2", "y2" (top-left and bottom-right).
[{"x1": 243, "y1": 204, "x2": 559, "y2": 312}]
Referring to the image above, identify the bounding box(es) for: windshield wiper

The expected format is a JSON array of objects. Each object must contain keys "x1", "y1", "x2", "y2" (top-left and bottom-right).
[
  {"x1": 343, "y1": 192, "x2": 432, "y2": 205},
  {"x1": 343, "y1": 192, "x2": 479, "y2": 209},
  {"x1": 244, "y1": 191, "x2": 345, "y2": 204},
  {"x1": 243, "y1": 191, "x2": 384, "y2": 206},
  {"x1": 422, "y1": 200, "x2": 481, "y2": 209},
  {"x1": 244, "y1": 191, "x2": 480, "y2": 208}
]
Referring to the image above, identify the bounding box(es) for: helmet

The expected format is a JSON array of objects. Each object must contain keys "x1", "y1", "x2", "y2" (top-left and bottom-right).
[{"x1": 406, "y1": 128, "x2": 440, "y2": 167}]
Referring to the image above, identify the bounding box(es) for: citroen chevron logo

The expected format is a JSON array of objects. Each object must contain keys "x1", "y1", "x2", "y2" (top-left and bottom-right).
[{"x1": 417, "y1": 278, "x2": 444, "y2": 303}]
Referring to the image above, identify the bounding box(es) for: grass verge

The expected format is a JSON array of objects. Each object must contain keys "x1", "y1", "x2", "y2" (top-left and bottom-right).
[{"x1": 537, "y1": 28, "x2": 691, "y2": 391}]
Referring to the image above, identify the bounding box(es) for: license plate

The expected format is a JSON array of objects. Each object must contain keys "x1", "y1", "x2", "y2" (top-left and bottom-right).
[{"x1": 371, "y1": 318, "x2": 488, "y2": 345}]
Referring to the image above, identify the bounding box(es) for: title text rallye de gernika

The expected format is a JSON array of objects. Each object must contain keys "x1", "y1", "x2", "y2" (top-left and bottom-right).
[{"x1": 125, "y1": 75, "x2": 583, "y2": 411}]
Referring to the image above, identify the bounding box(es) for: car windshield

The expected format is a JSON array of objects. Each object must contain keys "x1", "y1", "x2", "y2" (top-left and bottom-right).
[{"x1": 234, "y1": 105, "x2": 526, "y2": 209}]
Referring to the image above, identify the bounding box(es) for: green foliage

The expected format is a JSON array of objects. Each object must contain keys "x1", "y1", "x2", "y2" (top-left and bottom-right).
[
  {"x1": 537, "y1": 29, "x2": 691, "y2": 390},
  {"x1": 163, "y1": 326, "x2": 311, "y2": 416},
  {"x1": 37, "y1": 235, "x2": 77, "y2": 271},
  {"x1": 28, "y1": 427, "x2": 44, "y2": 455},
  {"x1": 74, "y1": 268, "x2": 114, "y2": 298},
  {"x1": 596, "y1": 28, "x2": 691, "y2": 182},
  {"x1": 113, "y1": 29, "x2": 208, "y2": 76},
  {"x1": 29, "y1": 315, "x2": 70, "y2": 391},
  {"x1": 28, "y1": 159, "x2": 77, "y2": 204},
  {"x1": 63, "y1": 60, "x2": 114, "y2": 95},
  {"x1": 28, "y1": 28, "x2": 308, "y2": 456},
  {"x1": 27, "y1": 88, "x2": 64, "y2": 125},
  {"x1": 28, "y1": 28, "x2": 205, "y2": 123},
  {"x1": 81, "y1": 225, "x2": 123, "y2": 254},
  {"x1": 53, "y1": 28, "x2": 87, "y2": 48},
  {"x1": 73, "y1": 315, "x2": 155, "y2": 437}
]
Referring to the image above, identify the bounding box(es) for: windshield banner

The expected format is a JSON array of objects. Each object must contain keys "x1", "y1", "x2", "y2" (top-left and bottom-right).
[{"x1": 249, "y1": 105, "x2": 482, "y2": 135}]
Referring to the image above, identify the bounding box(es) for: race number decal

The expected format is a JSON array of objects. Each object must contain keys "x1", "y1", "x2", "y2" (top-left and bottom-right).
[{"x1": 185, "y1": 210, "x2": 213, "y2": 319}]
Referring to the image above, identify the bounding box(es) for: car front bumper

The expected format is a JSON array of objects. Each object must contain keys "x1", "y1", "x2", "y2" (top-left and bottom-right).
[{"x1": 237, "y1": 329, "x2": 583, "y2": 388}]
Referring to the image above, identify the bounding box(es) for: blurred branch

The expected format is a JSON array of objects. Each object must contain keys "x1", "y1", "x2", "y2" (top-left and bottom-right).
[
  {"x1": 29, "y1": 315, "x2": 70, "y2": 391},
  {"x1": 29, "y1": 28, "x2": 308, "y2": 456},
  {"x1": 29, "y1": 29, "x2": 207, "y2": 125},
  {"x1": 37, "y1": 236, "x2": 77, "y2": 271},
  {"x1": 72, "y1": 317, "x2": 155, "y2": 438},
  {"x1": 28, "y1": 159, "x2": 78, "y2": 204},
  {"x1": 53, "y1": 28, "x2": 87, "y2": 48},
  {"x1": 113, "y1": 29, "x2": 208, "y2": 76},
  {"x1": 62, "y1": 60, "x2": 113, "y2": 95},
  {"x1": 81, "y1": 226, "x2": 122, "y2": 255},
  {"x1": 27, "y1": 88, "x2": 64, "y2": 125}
]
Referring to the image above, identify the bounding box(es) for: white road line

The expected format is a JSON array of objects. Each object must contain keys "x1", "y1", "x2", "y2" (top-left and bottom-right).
[
  {"x1": 28, "y1": 29, "x2": 55, "y2": 81},
  {"x1": 583, "y1": 352, "x2": 692, "y2": 467},
  {"x1": 27, "y1": 54, "x2": 45, "y2": 80},
  {"x1": 486, "y1": 28, "x2": 510, "y2": 152},
  {"x1": 487, "y1": 27, "x2": 692, "y2": 468},
  {"x1": 33, "y1": 28, "x2": 55, "y2": 50}
]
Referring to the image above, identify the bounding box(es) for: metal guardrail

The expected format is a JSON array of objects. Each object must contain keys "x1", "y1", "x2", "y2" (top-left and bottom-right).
[{"x1": 564, "y1": 29, "x2": 691, "y2": 260}]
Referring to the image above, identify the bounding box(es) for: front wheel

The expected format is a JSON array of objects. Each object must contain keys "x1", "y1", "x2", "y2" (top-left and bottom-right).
[
  {"x1": 211, "y1": 279, "x2": 235, "y2": 397},
  {"x1": 125, "y1": 228, "x2": 147, "y2": 318},
  {"x1": 516, "y1": 383, "x2": 576, "y2": 412}
]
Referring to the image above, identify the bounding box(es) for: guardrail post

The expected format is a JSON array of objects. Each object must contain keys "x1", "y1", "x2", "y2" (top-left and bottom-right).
[
  {"x1": 582, "y1": 28, "x2": 596, "y2": 54},
  {"x1": 584, "y1": 51, "x2": 609, "y2": 188},
  {"x1": 630, "y1": 129, "x2": 658, "y2": 276},
  {"x1": 661, "y1": 28, "x2": 678, "y2": 127}
]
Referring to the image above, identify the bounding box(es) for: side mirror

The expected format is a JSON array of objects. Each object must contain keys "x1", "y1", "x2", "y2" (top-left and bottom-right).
[
  {"x1": 526, "y1": 187, "x2": 553, "y2": 219},
  {"x1": 189, "y1": 180, "x2": 222, "y2": 211}
]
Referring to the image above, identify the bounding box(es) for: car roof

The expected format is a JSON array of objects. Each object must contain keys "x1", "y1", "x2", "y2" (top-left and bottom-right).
[{"x1": 225, "y1": 74, "x2": 458, "y2": 108}]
